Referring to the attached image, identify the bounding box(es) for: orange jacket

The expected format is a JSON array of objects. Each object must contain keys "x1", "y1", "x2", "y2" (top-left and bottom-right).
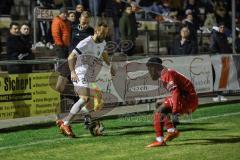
[{"x1": 51, "y1": 16, "x2": 71, "y2": 47}]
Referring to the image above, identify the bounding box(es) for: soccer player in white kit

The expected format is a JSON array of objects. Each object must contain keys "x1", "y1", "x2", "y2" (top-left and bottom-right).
[{"x1": 56, "y1": 23, "x2": 114, "y2": 137}]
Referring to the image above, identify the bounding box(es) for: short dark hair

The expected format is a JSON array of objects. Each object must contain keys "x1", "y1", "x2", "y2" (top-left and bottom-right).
[
  {"x1": 10, "y1": 22, "x2": 19, "y2": 29},
  {"x1": 146, "y1": 57, "x2": 163, "y2": 66},
  {"x1": 68, "y1": 11, "x2": 75, "y2": 16}
]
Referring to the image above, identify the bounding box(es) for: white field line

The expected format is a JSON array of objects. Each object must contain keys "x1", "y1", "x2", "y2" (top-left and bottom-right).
[{"x1": 0, "y1": 111, "x2": 240, "y2": 151}]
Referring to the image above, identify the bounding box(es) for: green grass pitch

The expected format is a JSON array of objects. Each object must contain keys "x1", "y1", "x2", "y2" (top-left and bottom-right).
[{"x1": 0, "y1": 103, "x2": 240, "y2": 160}]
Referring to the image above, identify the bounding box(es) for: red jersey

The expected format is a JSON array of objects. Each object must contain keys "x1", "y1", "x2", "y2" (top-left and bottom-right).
[{"x1": 160, "y1": 67, "x2": 197, "y2": 113}]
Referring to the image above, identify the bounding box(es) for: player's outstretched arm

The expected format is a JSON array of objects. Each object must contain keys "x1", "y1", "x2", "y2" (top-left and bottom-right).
[
  {"x1": 102, "y1": 51, "x2": 110, "y2": 66},
  {"x1": 68, "y1": 52, "x2": 79, "y2": 82},
  {"x1": 102, "y1": 51, "x2": 115, "y2": 76}
]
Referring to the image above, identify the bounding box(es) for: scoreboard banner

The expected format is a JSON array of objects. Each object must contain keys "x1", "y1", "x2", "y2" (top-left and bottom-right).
[{"x1": 0, "y1": 72, "x2": 60, "y2": 120}]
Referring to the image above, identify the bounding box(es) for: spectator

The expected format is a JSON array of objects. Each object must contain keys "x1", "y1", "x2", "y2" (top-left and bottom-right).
[
  {"x1": 75, "y1": 4, "x2": 85, "y2": 24},
  {"x1": 112, "y1": 0, "x2": 125, "y2": 43},
  {"x1": 130, "y1": 1, "x2": 143, "y2": 20},
  {"x1": 19, "y1": 23, "x2": 34, "y2": 73},
  {"x1": 6, "y1": 23, "x2": 27, "y2": 74},
  {"x1": 67, "y1": 11, "x2": 76, "y2": 27},
  {"x1": 119, "y1": 4, "x2": 138, "y2": 56},
  {"x1": 182, "y1": 9, "x2": 198, "y2": 43},
  {"x1": 170, "y1": 26, "x2": 198, "y2": 55},
  {"x1": 51, "y1": 7, "x2": 71, "y2": 59},
  {"x1": 210, "y1": 24, "x2": 231, "y2": 102},
  {"x1": 183, "y1": 0, "x2": 199, "y2": 17},
  {"x1": 210, "y1": 24, "x2": 232, "y2": 54},
  {"x1": 70, "y1": 11, "x2": 94, "y2": 51},
  {"x1": 72, "y1": 0, "x2": 88, "y2": 9},
  {"x1": 214, "y1": 1, "x2": 231, "y2": 30},
  {"x1": 204, "y1": 11, "x2": 217, "y2": 29}
]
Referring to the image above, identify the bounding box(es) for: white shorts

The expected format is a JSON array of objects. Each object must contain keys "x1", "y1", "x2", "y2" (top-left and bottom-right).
[{"x1": 72, "y1": 74, "x2": 89, "y2": 88}]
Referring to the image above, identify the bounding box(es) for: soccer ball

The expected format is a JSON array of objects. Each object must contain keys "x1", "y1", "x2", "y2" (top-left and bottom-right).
[{"x1": 89, "y1": 121, "x2": 104, "y2": 136}]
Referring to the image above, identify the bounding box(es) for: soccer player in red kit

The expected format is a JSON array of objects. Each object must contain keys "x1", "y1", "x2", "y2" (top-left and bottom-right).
[{"x1": 146, "y1": 57, "x2": 198, "y2": 147}]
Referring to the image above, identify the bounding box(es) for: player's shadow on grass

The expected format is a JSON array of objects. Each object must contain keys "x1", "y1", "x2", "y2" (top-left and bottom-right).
[
  {"x1": 179, "y1": 122, "x2": 214, "y2": 125},
  {"x1": 107, "y1": 122, "x2": 213, "y2": 130},
  {"x1": 103, "y1": 130, "x2": 153, "y2": 136},
  {"x1": 173, "y1": 136, "x2": 240, "y2": 146},
  {"x1": 179, "y1": 127, "x2": 228, "y2": 132},
  {"x1": 107, "y1": 123, "x2": 152, "y2": 130}
]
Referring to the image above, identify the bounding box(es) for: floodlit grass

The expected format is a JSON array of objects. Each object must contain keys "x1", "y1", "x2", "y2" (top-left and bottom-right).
[{"x1": 0, "y1": 103, "x2": 240, "y2": 160}]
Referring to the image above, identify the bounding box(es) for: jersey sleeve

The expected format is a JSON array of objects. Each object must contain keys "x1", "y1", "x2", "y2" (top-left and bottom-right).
[{"x1": 72, "y1": 39, "x2": 88, "y2": 55}]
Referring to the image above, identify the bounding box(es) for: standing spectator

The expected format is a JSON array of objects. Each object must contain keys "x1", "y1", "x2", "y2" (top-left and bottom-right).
[
  {"x1": 112, "y1": 0, "x2": 125, "y2": 43},
  {"x1": 89, "y1": 0, "x2": 102, "y2": 17},
  {"x1": 19, "y1": 23, "x2": 34, "y2": 73},
  {"x1": 70, "y1": 11, "x2": 94, "y2": 52},
  {"x1": 210, "y1": 24, "x2": 232, "y2": 54},
  {"x1": 51, "y1": 7, "x2": 71, "y2": 59},
  {"x1": 210, "y1": 24, "x2": 231, "y2": 102},
  {"x1": 170, "y1": 26, "x2": 198, "y2": 55},
  {"x1": 75, "y1": 4, "x2": 85, "y2": 24},
  {"x1": 119, "y1": 4, "x2": 138, "y2": 56}
]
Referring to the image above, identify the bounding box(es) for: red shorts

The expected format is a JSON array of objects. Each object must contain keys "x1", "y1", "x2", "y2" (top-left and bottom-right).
[{"x1": 164, "y1": 94, "x2": 198, "y2": 114}]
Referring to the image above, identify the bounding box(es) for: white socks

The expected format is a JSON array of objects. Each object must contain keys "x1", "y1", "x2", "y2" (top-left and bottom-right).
[
  {"x1": 156, "y1": 136, "x2": 164, "y2": 142},
  {"x1": 64, "y1": 120, "x2": 70, "y2": 125},
  {"x1": 63, "y1": 98, "x2": 88, "y2": 125},
  {"x1": 70, "y1": 98, "x2": 87, "y2": 114},
  {"x1": 167, "y1": 128, "x2": 175, "y2": 133},
  {"x1": 156, "y1": 128, "x2": 176, "y2": 142}
]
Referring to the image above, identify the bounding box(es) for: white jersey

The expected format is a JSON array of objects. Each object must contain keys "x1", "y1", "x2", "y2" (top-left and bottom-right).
[{"x1": 72, "y1": 36, "x2": 106, "y2": 87}]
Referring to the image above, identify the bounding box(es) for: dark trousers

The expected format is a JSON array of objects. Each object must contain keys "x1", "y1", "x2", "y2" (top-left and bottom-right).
[{"x1": 55, "y1": 45, "x2": 69, "y2": 59}]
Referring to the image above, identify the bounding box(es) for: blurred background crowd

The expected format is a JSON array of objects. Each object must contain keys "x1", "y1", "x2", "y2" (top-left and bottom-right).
[{"x1": 0, "y1": 0, "x2": 240, "y2": 73}]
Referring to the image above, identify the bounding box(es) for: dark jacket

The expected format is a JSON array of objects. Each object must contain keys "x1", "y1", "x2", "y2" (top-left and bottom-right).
[
  {"x1": 6, "y1": 34, "x2": 26, "y2": 60},
  {"x1": 70, "y1": 24, "x2": 94, "y2": 51},
  {"x1": 6, "y1": 33, "x2": 33, "y2": 73},
  {"x1": 119, "y1": 12, "x2": 138, "y2": 42},
  {"x1": 171, "y1": 37, "x2": 198, "y2": 55},
  {"x1": 20, "y1": 35, "x2": 34, "y2": 60},
  {"x1": 210, "y1": 31, "x2": 232, "y2": 54},
  {"x1": 183, "y1": 20, "x2": 198, "y2": 43}
]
